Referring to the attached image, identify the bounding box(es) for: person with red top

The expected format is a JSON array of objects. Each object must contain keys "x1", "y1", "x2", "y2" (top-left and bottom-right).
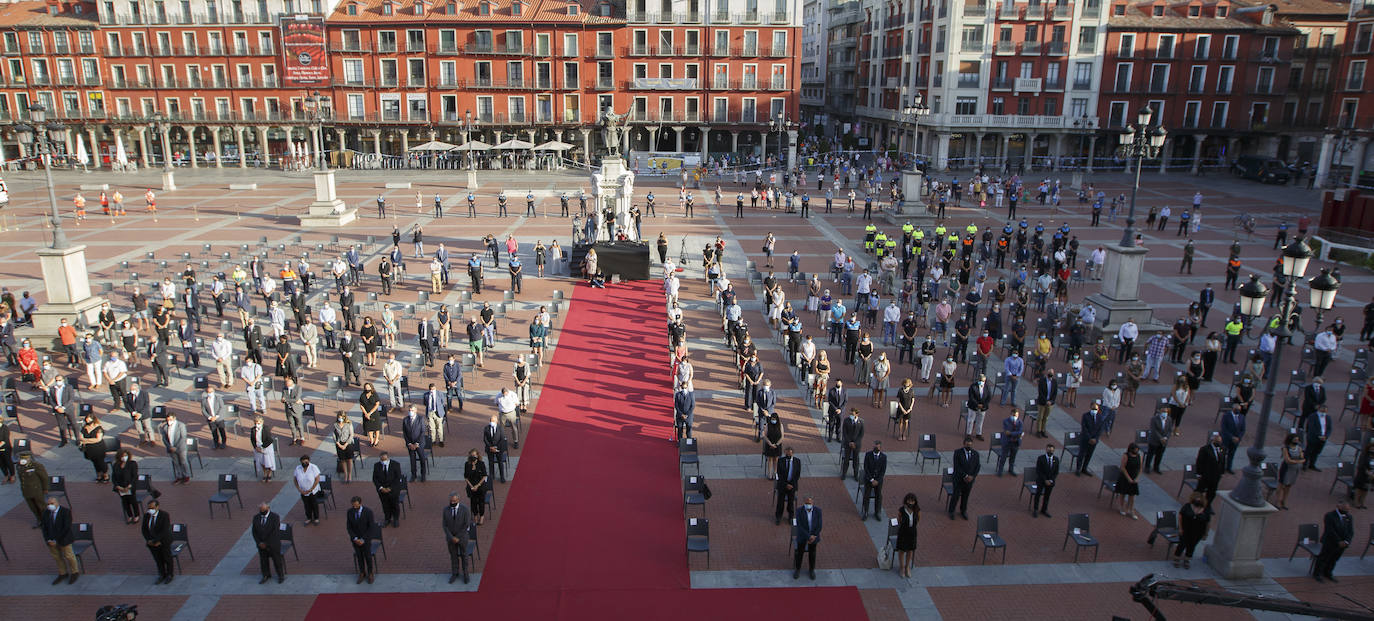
[
  {"x1": 1358, "y1": 377, "x2": 1374, "y2": 431},
  {"x1": 144, "y1": 189, "x2": 157, "y2": 212},
  {"x1": 57, "y1": 318, "x2": 78, "y2": 364},
  {"x1": 99, "y1": 191, "x2": 110, "y2": 215}
]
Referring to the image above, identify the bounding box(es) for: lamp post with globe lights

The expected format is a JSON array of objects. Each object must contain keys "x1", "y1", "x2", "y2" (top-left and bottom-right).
[{"x1": 1116, "y1": 106, "x2": 1168, "y2": 248}]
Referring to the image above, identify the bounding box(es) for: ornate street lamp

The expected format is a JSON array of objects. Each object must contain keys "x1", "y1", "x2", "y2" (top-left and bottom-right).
[
  {"x1": 1116, "y1": 106, "x2": 1167, "y2": 248},
  {"x1": 13, "y1": 105, "x2": 70, "y2": 249}
]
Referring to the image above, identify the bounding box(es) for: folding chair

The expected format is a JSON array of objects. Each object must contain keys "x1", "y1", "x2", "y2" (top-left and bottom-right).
[
  {"x1": 686, "y1": 517, "x2": 710, "y2": 568},
  {"x1": 3, "y1": 403, "x2": 23, "y2": 432},
  {"x1": 319, "y1": 474, "x2": 338, "y2": 509},
  {"x1": 208, "y1": 474, "x2": 242, "y2": 518},
  {"x1": 1019, "y1": 469, "x2": 1040, "y2": 510},
  {"x1": 1289, "y1": 523, "x2": 1322, "y2": 574},
  {"x1": 186, "y1": 437, "x2": 204, "y2": 472},
  {"x1": 917, "y1": 434, "x2": 940, "y2": 472},
  {"x1": 1146, "y1": 510, "x2": 1181, "y2": 559},
  {"x1": 971, "y1": 514, "x2": 1007, "y2": 564},
  {"x1": 679, "y1": 438, "x2": 700, "y2": 475},
  {"x1": 936, "y1": 468, "x2": 955, "y2": 503},
  {"x1": 1063, "y1": 513, "x2": 1099, "y2": 562},
  {"x1": 1338, "y1": 427, "x2": 1364, "y2": 458},
  {"x1": 71, "y1": 523, "x2": 100, "y2": 571},
  {"x1": 170, "y1": 523, "x2": 195, "y2": 572},
  {"x1": 1063, "y1": 431, "x2": 1082, "y2": 472},
  {"x1": 48, "y1": 475, "x2": 73, "y2": 508},
  {"x1": 1098, "y1": 464, "x2": 1121, "y2": 504},
  {"x1": 683, "y1": 475, "x2": 707, "y2": 517},
  {"x1": 1330, "y1": 462, "x2": 1355, "y2": 496},
  {"x1": 1177, "y1": 464, "x2": 1199, "y2": 499},
  {"x1": 279, "y1": 522, "x2": 300, "y2": 561}
]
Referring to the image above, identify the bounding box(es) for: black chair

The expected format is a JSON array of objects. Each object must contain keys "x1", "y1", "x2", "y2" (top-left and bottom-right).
[
  {"x1": 1289, "y1": 523, "x2": 1322, "y2": 574},
  {"x1": 1146, "y1": 510, "x2": 1181, "y2": 559},
  {"x1": 1063, "y1": 513, "x2": 1099, "y2": 563},
  {"x1": 208, "y1": 474, "x2": 242, "y2": 518},
  {"x1": 987, "y1": 432, "x2": 1005, "y2": 465},
  {"x1": 679, "y1": 438, "x2": 700, "y2": 475},
  {"x1": 683, "y1": 475, "x2": 707, "y2": 517},
  {"x1": 71, "y1": 523, "x2": 100, "y2": 571},
  {"x1": 686, "y1": 517, "x2": 710, "y2": 568},
  {"x1": 917, "y1": 434, "x2": 940, "y2": 472},
  {"x1": 368, "y1": 521, "x2": 387, "y2": 561},
  {"x1": 48, "y1": 475, "x2": 72, "y2": 508},
  {"x1": 464, "y1": 522, "x2": 481, "y2": 565},
  {"x1": 937, "y1": 468, "x2": 955, "y2": 503},
  {"x1": 1362, "y1": 523, "x2": 1373, "y2": 560},
  {"x1": 1063, "y1": 431, "x2": 1082, "y2": 471},
  {"x1": 1098, "y1": 464, "x2": 1121, "y2": 504},
  {"x1": 170, "y1": 523, "x2": 194, "y2": 572},
  {"x1": 1330, "y1": 462, "x2": 1355, "y2": 496},
  {"x1": 1260, "y1": 462, "x2": 1280, "y2": 500},
  {"x1": 3, "y1": 403, "x2": 23, "y2": 432},
  {"x1": 279, "y1": 522, "x2": 300, "y2": 561},
  {"x1": 319, "y1": 474, "x2": 338, "y2": 509},
  {"x1": 303, "y1": 403, "x2": 319, "y2": 433},
  {"x1": 1018, "y1": 469, "x2": 1040, "y2": 511},
  {"x1": 133, "y1": 474, "x2": 156, "y2": 512},
  {"x1": 186, "y1": 437, "x2": 204, "y2": 471},
  {"x1": 971, "y1": 514, "x2": 1007, "y2": 564},
  {"x1": 0, "y1": 532, "x2": 7, "y2": 560},
  {"x1": 1338, "y1": 427, "x2": 1363, "y2": 458},
  {"x1": 1177, "y1": 463, "x2": 1199, "y2": 499}
]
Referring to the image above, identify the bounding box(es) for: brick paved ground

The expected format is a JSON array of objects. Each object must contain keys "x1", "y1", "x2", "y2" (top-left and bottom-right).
[{"x1": 0, "y1": 164, "x2": 1371, "y2": 620}]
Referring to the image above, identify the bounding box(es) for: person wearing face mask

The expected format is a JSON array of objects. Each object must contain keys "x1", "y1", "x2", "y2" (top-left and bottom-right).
[
  {"x1": 1076, "y1": 402, "x2": 1105, "y2": 476},
  {"x1": 125, "y1": 380, "x2": 155, "y2": 447},
  {"x1": 142, "y1": 499, "x2": 174, "y2": 584},
  {"x1": 839, "y1": 408, "x2": 865, "y2": 481},
  {"x1": 483, "y1": 414, "x2": 509, "y2": 483},
  {"x1": 1195, "y1": 433, "x2": 1226, "y2": 506},
  {"x1": 442, "y1": 492, "x2": 474, "y2": 584},
  {"x1": 996, "y1": 409, "x2": 1024, "y2": 477},
  {"x1": 111, "y1": 449, "x2": 151, "y2": 524},
  {"x1": 1145, "y1": 407, "x2": 1173, "y2": 475},
  {"x1": 346, "y1": 496, "x2": 377, "y2": 584},
  {"x1": 402, "y1": 406, "x2": 428, "y2": 483},
  {"x1": 78, "y1": 414, "x2": 109, "y2": 482},
  {"x1": 791, "y1": 495, "x2": 823, "y2": 580},
  {"x1": 465, "y1": 449, "x2": 489, "y2": 526},
  {"x1": 294, "y1": 455, "x2": 323, "y2": 526},
  {"x1": 1172, "y1": 492, "x2": 1212, "y2": 569},
  {"x1": 373, "y1": 451, "x2": 404, "y2": 527},
  {"x1": 251, "y1": 502, "x2": 286, "y2": 583},
  {"x1": 41, "y1": 494, "x2": 78, "y2": 584},
  {"x1": 1032, "y1": 444, "x2": 1059, "y2": 517},
  {"x1": 250, "y1": 415, "x2": 277, "y2": 483},
  {"x1": 893, "y1": 493, "x2": 919, "y2": 577},
  {"x1": 965, "y1": 374, "x2": 992, "y2": 441},
  {"x1": 48, "y1": 375, "x2": 78, "y2": 448},
  {"x1": 860, "y1": 441, "x2": 887, "y2": 521},
  {"x1": 18, "y1": 451, "x2": 50, "y2": 523},
  {"x1": 160, "y1": 412, "x2": 191, "y2": 485},
  {"x1": 948, "y1": 435, "x2": 981, "y2": 520},
  {"x1": 333, "y1": 414, "x2": 357, "y2": 482}
]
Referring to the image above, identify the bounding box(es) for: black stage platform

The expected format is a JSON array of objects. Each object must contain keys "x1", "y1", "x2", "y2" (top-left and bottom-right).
[{"x1": 570, "y1": 242, "x2": 652, "y2": 280}]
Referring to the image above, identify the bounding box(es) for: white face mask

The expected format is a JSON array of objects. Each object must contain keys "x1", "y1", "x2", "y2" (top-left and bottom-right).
[{"x1": 19, "y1": 459, "x2": 28, "y2": 465}]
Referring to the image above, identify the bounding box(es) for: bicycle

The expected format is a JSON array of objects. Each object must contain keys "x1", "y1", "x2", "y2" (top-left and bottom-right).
[{"x1": 1233, "y1": 215, "x2": 1257, "y2": 238}]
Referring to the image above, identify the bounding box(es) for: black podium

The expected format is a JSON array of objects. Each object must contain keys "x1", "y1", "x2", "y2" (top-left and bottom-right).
[{"x1": 570, "y1": 242, "x2": 651, "y2": 281}]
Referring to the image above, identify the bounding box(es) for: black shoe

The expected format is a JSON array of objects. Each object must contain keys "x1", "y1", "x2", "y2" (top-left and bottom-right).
[
  {"x1": 449, "y1": 574, "x2": 459, "y2": 584},
  {"x1": 260, "y1": 575, "x2": 271, "y2": 585},
  {"x1": 775, "y1": 517, "x2": 781, "y2": 526},
  {"x1": 53, "y1": 575, "x2": 68, "y2": 585},
  {"x1": 277, "y1": 575, "x2": 285, "y2": 583},
  {"x1": 792, "y1": 569, "x2": 800, "y2": 580},
  {"x1": 1041, "y1": 511, "x2": 1051, "y2": 518},
  {"x1": 57, "y1": 440, "x2": 67, "y2": 448},
  {"x1": 462, "y1": 573, "x2": 470, "y2": 584},
  {"x1": 948, "y1": 512, "x2": 955, "y2": 520},
  {"x1": 367, "y1": 574, "x2": 375, "y2": 584},
  {"x1": 873, "y1": 513, "x2": 882, "y2": 522},
  {"x1": 1226, "y1": 470, "x2": 1236, "y2": 475},
  {"x1": 809, "y1": 569, "x2": 816, "y2": 580},
  {"x1": 1327, "y1": 575, "x2": 1339, "y2": 583},
  {"x1": 860, "y1": 511, "x2": 868, "y2": 520},
  {"x1": 960, "y1": 513, "x2": 969, "y2": 520},
  {"x1": 68, "y1": 574, "x2": 79, "y2": 584},
  {"x1": 1314, "y1": 575, "x2": 1326, "y2": 583},
  {"x1": 1311, "y1": 467, "x2": 1323, "y2": 472}
]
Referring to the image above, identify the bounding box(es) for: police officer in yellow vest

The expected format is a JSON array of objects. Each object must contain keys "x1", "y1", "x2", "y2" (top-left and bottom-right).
[
  {"x1": 885, "y1": 236, "x2": 898, "y2": 259},
  {"x1": 864, "y1": 223, "x2": 878, "y2": 252},
  {"x1": 873, "y1": 231, "x2": 889, "y2": 257}
]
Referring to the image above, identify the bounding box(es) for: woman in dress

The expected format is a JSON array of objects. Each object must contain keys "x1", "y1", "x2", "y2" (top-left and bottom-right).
[
  {"x1": 1353, "y1": 442, "x2": 1373, "y2": 509},
  {"x1": 549, "y1": 240, "x2": 564, "y2": 276},
  {"x1": 1124, "y1": 354, "x2": 1144, "y2": 407},
  {"x1": 895, "y1": 493, "x2": 919, "y2": 578},
  {"x1": 360, "y1": 317, "x2": 380, "y2": 366},
  {"x1": 1202, "y1": 332, "x2": 1222, "y2": 382},
  {"x1": 1275, "y1": 432, "x2": 1304, "y2": 510},
  {"x1": 465, "y1": 449, "x2": 489, "y2": 525},
  {"x1": 870, "y1": 353, "x2": 891, "y2": 408},
  {"x1": 1173, "y1": 492, "x2": 1212, "y2": 569},
  {"x1": 1100, "y1": 379, "x2": 1122, "y2": 438},
  {"x1": 895, "y1": 379, "x2": 915, "y2": 441},
  {"x1": 359, "y1": 384, "x2": 383, "y2": 447},
  {"x1": 119, "y1": 320, "x2": 139, "y2": 365},
  {"x1": 1089, "y1": 339, "x2": 1108, "y2": 383},
  {"x1": 1115, "y1": 443, "x2": 1142, "y2": 519},
  {"x1": 1167, "y1": 376, "x2": 1194, "y2": 434},
  {"x1": 763, "y1": 232, "x2": 776, "y2": 268},
  {"x1": 812, "y1": 351, "x2": 831, "y2": 408},
  {"x1": 855, "y1": 333, "x2": 874, "y2": 384},
  {"x1": 79, "y1": 414, "x2": 109, "y2": 482},
  {"x1": 1358, "y1": 377, "x2": 1374, "y2": 431},
  {"x1": 768, "y1": 287, "x2": 785, "y2": 329},
  {"x1": 534, "y1": 241, "x2": 547, "y2": 277},
  {"x1": 762, "y1": 414, "x2": 784, "y2": 480},
  {"x1": 1064, "y1": 354, "x2": 1083, "y2": 407},
  {"x1": 333, "y1": 414, "x2": 356, "y2": 482},
  {"x1": 380, "y1": 304, "x2": 398, "y2": 349},
  {"x1": 939, "y1": 356, "x2": 958, "y2": 407},
  {"x1": 1185, "y1": 351, "x2": 1204, "y2": 391},
  {"x1": 584, "y1": 247, "x2": 598, "y2": 279},
  {"x1": 110, "y1": 449, "x2": 141, "y2": 524}
]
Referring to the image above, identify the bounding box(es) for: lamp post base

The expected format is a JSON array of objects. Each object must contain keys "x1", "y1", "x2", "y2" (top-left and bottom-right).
[
  {"x1": 1205, "y1": 490, "x2": 1279, "y2": 579},
  {"x1": 161, "y1": 169, "x2": 176, "y2": 192},
  {"x1": 467, "y1": 169, "x2": 479, "y2": 190}
]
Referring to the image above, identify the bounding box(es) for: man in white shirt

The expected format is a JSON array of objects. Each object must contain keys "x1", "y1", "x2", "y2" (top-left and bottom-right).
[
  {"x1": 293, "y1": 454, "x2": 322, "y2": 525},
  {"x1": 664, "y1": 273, "x2": 680, "y2": 307},
  {"x1": 317, "y1": 303, "x2": 337, "y2": 349},
  {"x1": 268, "y1": 301, "x2": 286, "y2": 340},
  {"x1": 240, "y1": 359, "x2": 265, "y2": 413},
  {"x1": 382, "y1": 353, "x2": 404, "y2": 407},
  {"x1": 211, "y1": 333, "x2": 234, "y2": 388},
  {"x1": 1088, "y1": 246, "x2": 1106, "y2": 280},
  {"x1": 882, "y1": 301, "x2": 901, "y2": 346},
  {"x1": 1312, "y1": 328, "x2": 1338, "y2": 377},
  {"x1": 103, "y1": 352, "x2": 130, "y2": 404},
  {"x1": 854, "y1": 270, "x2": 873, "y2": 305},
  {"x1": 496, "y1": 387, "x2": 522, "y2": 448},
  {"x1": 1117, "y1": 318, "x2": 1139, "y2": 363},
  {"x1": 300, "y1": 317, "x2": 319, "y2": 368}
]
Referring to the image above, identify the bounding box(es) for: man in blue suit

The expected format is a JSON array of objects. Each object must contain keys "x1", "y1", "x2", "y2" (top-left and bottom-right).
[
  {"x1": 674, "y1": 382, "x2": 695, "y2": 440},
  {"x1": 1076, "y1": 402, "x2": 1105, "y2": 476},
  {"x1": 1220, "y1": 403, "x2": 1246, "y2": 474},
  {"x1": 792, "y1": 495, "x2": 822, "y2": 580},
  {"x1": 861, "y1": 441, "x2": 887, "y2": 521}
]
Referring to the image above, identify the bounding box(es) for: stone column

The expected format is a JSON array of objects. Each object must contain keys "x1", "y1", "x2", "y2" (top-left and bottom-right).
[
  {"x1": 186, "y1": 127, "x2": 198, "y2": 168},
  {"x1": 400, "y1": 130, "x2": 409, "y2": 154},
  {"x1": 621, "y1": 127, "x2": 630, "y2": 156},
  {"x1": 700, "y1": 128, "x2": 709, "y2": 161},
  {"x1": 87, "y1": 127, "x2": 101, "y2": 169},
  {"x1": 1190, "y1": 135, "x2": 1207, "y2": 175},
  {"x1": 1226, "y1": 137, "x2": 1240, "y2": 163},
  {"x1": 209, "y1": 127, "x2": 222, "y2": 168},
  {"x1": 137, "y1": 127, "x2": 151, "y2": 169},
  {"x1": 972, "y1": 132, "x2": 984, "y2": 164},
  {"x1": 647, "y1": 126, "x2": 659, "y2": 153},
  {"x1": 235, "y1": 127, "x2": 247, "y2": 169},
  {"x1": 372, "y1": 129, "x2": 383, "y2": 156},
  {"x1": 579, "y1": 128, "x2": 591, "y2": 162},
  {"x1": 256, "y1": 126, "x2": 270, "y2": 167},
  {"x1": 1026, "y1": 133, "x2": 1039, "y2": 170},
  {"x1": 1350, "y1": 137, "x2": 1371, "y2": 188},
  {"x1": 936, "y1": 132, "x2": 951, "y2": 170},
  {"x1": 1053, "y1": 133, "x2": 1065, "y2": 170},
  {"x1": 1315, "y1": 133, "x2": 1334, "y2": 188},
  {"x1": 1000, "y1": 134, "x2": 1011, "y2": 169},
  {"x1": 1087, "y1": 135, "x2": 1097, "y2": 173},
  {"x1": 1158, "y1": 138, "x2": 1171, "y2": 174},
  {"x1": 786, "y1": 128, "x2": 798, "y2": 170},
  {"x1": 673, "y1": 125, "x2": 685, "y2": 152},
  {"x1": 730, "y1": 130, "x2": 739, "y2": 153},
  {"x1": 63, "y1": 129, "x2": 74, "y2": 159}
]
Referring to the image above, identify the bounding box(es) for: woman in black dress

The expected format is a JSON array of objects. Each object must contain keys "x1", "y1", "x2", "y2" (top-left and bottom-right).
[
  {"x1": 119, "y1": 320, "x2": 139, "y2": 364},
  {"x1": 78, "y1": 414, "x2": 109, "y2": 482},
  {"x1": 359, "y1": 384, "x2": 383, "y2": 447},
  {"x1": 359, "y1": 317, "x2": 380, "y2": 366},
  {"x1": 465, "y1": 449, "x2": 489, "y2": 525},
  {"x1": 895, "y1": 493, "x2": 919, "y2": 577},
  {"x1": 895, "y1": 379, "x2": 915, "y2": 441},
  {"x1": 762, "y1": 414, "x2": 783, "y2": 480},
  {"x1": 274, "y1": 337, "x2": 294, "y2": 379},
  {"x1": 1115, "y1": 443, "x2": 1142, "y2": 519},
  {"x1": 111, "y1": 449, "x2": 142, "y2": 523},
  {"x1": 1184, "y1": 352, "x2": 1204, "y2": 391},
  {"x1": 1173, "y1": 492, "x2": 1212, "y2": 568}
]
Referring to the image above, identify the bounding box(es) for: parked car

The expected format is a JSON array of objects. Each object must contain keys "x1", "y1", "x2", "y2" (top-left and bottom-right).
[{"x1": 1232, "y1": 156, "x2": 1292, "y2": 184}]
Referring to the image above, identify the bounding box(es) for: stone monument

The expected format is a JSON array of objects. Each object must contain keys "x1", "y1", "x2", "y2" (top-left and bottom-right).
[
  {"x1": 1083, "y1": 243, "x2": 1156, "y2": 332},
  {"x1": 590, "y1": 109, "x2": 636, "y2": 241},
  {"x1": 298, "y1": 168, "x2": 358, "y2": 227}
]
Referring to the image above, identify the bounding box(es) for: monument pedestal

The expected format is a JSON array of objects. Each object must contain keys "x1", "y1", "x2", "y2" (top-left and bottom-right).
[
  {"x1": 298, "y1": 170, "x2": 358, "y2": 227},
  {"x1": 1205, "y1": 491, "x2": 1279, "y2": 579},
  {"x1": 161, "y1": 169, "x2": 176, "y2": 191},
  {"x1": 1083, "y1": 244, "x2": 1156, "y2": 333},
  {"x1": 467, "y1": 169, "x2": 478, "y2": 190},
  {"x1": 32, "y1": 245, "x2": 105, "y2": 337},
  {"x1": 592, "y1": 157, "x2": 636, "y2": 241}
]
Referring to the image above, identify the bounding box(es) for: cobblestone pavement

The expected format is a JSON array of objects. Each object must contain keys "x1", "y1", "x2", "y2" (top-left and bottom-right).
[{"x1": 0, "y1": 165, "x2": 1370, "y2": 621}]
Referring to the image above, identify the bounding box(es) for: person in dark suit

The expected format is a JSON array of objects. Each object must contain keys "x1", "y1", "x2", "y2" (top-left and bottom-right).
[
  {"x1": 754, "y1": 379, "x2": 777, "y2": 440},
  {"x1": 839, "y1": 408, "x2": 865, "y2": 480},
  {"x1": 1219, "y1": 403, "x2": 1246, "y2": 474},
  {"x1": 1033, "y1": 444, "x2": 1059, "y2": 517},
  {"x1": 142, "y1": 499, "x2": 174, "y2": 584},
  {"x1": 346, "y1": 496, "x2": 376, "y2": 584},
  {"x1": 1300, "y1": 378, "x2": 1326, "y2": 429},
  {"x1": 441, "y1": 492, "x2": 474, "y2": 584},
  {"x1": 243, "y1": 318, "x2": 264, "y2": 365},
  {"x1": 124, "y1": 383, "x2": 154, "y2": 446},
  {"x1": 860, "y1": 441, "x2": 887, "y2": 520},
  {"x1": 948, "y1": 435, "x2": 981, "y2": 520},
  {"x1": 1076, "y1": 402, "x2": 1105, "y2": 476},
  {"x1": 1198, "y1": 286, "x2": 1214, "y2": 327},
  {"x1": 775, "y1": 446, "x2": 800, "y2": 525},
  {"x1": 825, "y1": 381, "x2": 847, "y2": 442},
  {"x1": 371, "y1": 452, "x2": 403, "y2": 527},
  {"x1": 483, "y1": 414, "x2": 508, "y2": 483},
  {"x1": 401, "y1": 406, "x2": 428, "y2": 483},
  {"x1": 1195, "y1": 433, "x2": 1225, "y2": 506},
  {"x1": 47, "y1": 376, "x2": 78, "y2": 447},
  {"x1": 178, "y1": 319, "x2": 200, "y2": 368},
  {"x1": 418, "y1": 320, "x2": 435, "y2": 366},
  {"x1": 674, "y1": 382, "x2": 695, "y2": 440},
  {"x1": 147, "y1": 337, "x2": 172, "y2": 387},
  {"x1": 1033, "y1": 369, "x2": 1059, "y2": 438},
  {"x1": 1313, "y1": 501, "x2": 1355, "y2": 582},
  {"x1": 251, "y1": 502, "x2": 286, "y2": 584},
  {"x1": 791, "y1": 495, "x2": 823, "y2": 580},
  {"x1": 1145, "y1": 407, "x2": 1174, "y2": 474},
  {"x1": 42, "y1": 495, "x2": 78, "y2": 584},
  {"x1": 996, "y1": 408, "x2": 1024, "y2": 476},
  {"x1": 1304, "y1": 406, "x2": 1331, "y2": 470},
  {"x1": 965, "y1": 374, "x2": 992, "y2": 440}
]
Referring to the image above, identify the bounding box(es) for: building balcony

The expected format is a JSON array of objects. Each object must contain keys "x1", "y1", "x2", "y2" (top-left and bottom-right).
[
  {"x1": 1021, "y1": 41, "x2": 1041, "y2": 54},
  {"x1": 330, "y1": 45, "x2": 372, "y2": 54},
  {"x1": 1024, "y1": 4, "x2": 1045, "y2": 18},
  {"x1": 926, "y1": 113, "x2": 1101, "y2": 130},
  {"x1": 1078, "y1": 41, "x2": 1096, "y2": 54},
  {"x1": 1046, "y1": 41, "x2": 1067, "y2": 55},
  {"x1": 964, "y1": 2, "x2": 987, "y2": 16},
  {"x1": 994, "y1": 41, "x2": 1015, "y2": 54},
  {"x1": 1052, "y1": 3, "x2": 1073, "y2": 18},
  {"x1": 464, "y1": 44, "x2": 527, "y2": 56},
  {"x1": 1044, "y1": 77, "x2": 1064, "y2": 90},
  {"x1": 1081, "y1": 3, "x2": 1100, "y2": 17},
  {"x1": 991, "y1": 76, "x2": 1013, "y2": 89},
  {"x1": 1072, "y1": 79, "x2": 1092, "y2": 90},
  {"x1": 332, "y1": 79, "x2": 376, "y2": 88}
]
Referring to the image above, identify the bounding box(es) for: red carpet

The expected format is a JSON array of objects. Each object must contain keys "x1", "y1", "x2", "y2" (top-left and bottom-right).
[{"x1": 307, "y1": 281, "x2": 868, "y2": 620}]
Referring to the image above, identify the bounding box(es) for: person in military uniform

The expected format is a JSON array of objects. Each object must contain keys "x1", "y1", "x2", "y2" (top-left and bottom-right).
[{"x1": 18, "y1": 451, "x2": 49, "y2": 523}]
